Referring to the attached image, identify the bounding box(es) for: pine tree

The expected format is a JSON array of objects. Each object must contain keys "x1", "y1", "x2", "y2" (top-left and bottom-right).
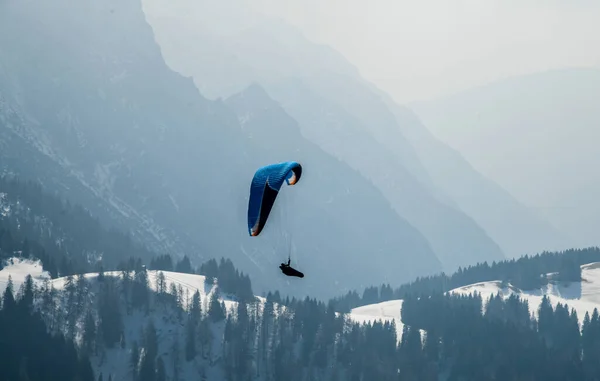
[
  {"x1": 185, "y1": 317, "x2": 197, "y2": 361},
  {"x1": 538, "y1": 295, "x2": 554, "y2": 344},
  {"x1": 190, "y1": 290, "x2": 201, "y2": 324},
  {"x1": 198, "y1": 317, "x2": 212, "y2": 358},
  {"x1": 130, "y1": 341, "x2": 140, "y2": 380},
  {"x1": 98, "y1": 266, "x2": 105, "y2": 282},
  {"x1": 156, "y1": 356, "x2": 166, "y2": 381},
  {"x1": 171, "y1": 333, "x2": 181, "y2": 381},
  {"x1": 98, "y1": 278, "x2": 123, "y2": 347},
  {"x1": 132, "y1": 267, "x2": 150, "y2": 312},
  {"x1": 169, "y1": 282, "x2": 180, "y2": 308},
  {"x1": 199, "y1": 259, "x2": 219, "y2": 284},
  {"x1": 18, "y1": 274, "x2": 35, "y2": 311},
  {"x1": 199, "y1": 366, "x2": 208, "y2": 381},
  {"x1": 175, "y1": 255, "x2": 193, "y2": 274},
  {"x1": 82, "y1": 310, "x2": 97, "y2": 355},
  {"x1": 144, "y1": 320, "x2": 159, "y2": 361},
  {"x1": 209, "y1": 289, "x2": 225, "y2": 322},
  {"x1": 2, "y1": 275, "x2": 16, "y2": 310},
  {"x1": 40, "y1": 279, "x2": 57, "y2": 331},
  {"x1": 155, "y1": 271, "x2": 167, "y2": 296},
  {"x1": 139, "y1": 352, "x2": 156, "y2": 381}
]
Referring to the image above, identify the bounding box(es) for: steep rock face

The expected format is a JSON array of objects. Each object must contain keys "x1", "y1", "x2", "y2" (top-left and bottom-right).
[
  {"x1": 0, "y1": 0, "x2": 250, "y2": 259},
  {"x1": 0, "y1": 0, "x2": 442, "y2": 298},
  {"x1": 142, "y1": 1, "x2": 507, "y2": 271}
]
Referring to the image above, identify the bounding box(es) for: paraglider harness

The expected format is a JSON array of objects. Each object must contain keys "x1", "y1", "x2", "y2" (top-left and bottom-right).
[{"x1": 280, "y1": 255, "x2": 304, "y2": 278}]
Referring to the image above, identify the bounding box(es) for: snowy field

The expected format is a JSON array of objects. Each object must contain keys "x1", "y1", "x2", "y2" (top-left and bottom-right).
[{"x1": 349, "y1": 299, "x2": 404, "y2": 339}]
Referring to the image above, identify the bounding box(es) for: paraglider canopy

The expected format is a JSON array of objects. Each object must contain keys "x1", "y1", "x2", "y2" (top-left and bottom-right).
[{"x1": 247, "y1": 161, "x2": 302, "y2": 237}]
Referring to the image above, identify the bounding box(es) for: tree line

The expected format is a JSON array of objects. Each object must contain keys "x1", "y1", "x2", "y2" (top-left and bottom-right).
[
  {"x1": 1, "y1": 175, "x2": 255, "y2": 303},
  {"x1": 0, "y1": 175, "x2": 156, "y2": 276},
  {"x1": 331, "y1": 247, "x2": 599, "y2": 312},
  {"x1": 6, "y1": 256, "x2": 600, "y2": 380},
  {"x1": 0, "y1": 275, "x2": 95, "y2": 381}
]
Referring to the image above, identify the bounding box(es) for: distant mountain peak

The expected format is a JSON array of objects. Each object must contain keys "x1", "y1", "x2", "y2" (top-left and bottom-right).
[{"x1": 225, "y1": 82, "x2": 283, "y2": 121}]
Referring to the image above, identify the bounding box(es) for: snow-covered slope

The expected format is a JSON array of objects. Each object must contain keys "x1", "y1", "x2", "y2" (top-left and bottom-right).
[
  {"x1": 0, "y1": 257, "x2": 51, "y2": 292},
  {"x1": 349, "y1": 300, "x2": 404, "y2": 340},
  {"x1": 0, "y1": 257, "x2": 273, "y2": 380},
  {"x1": 453, "y1": 262, "x2": 600, "y2": 326},
  {"x1": 0, "y1": 257, "x2": 250, "y2": 309},
  {"x1": 347, "y1": 262, "x2": 600, "y2": 335}
]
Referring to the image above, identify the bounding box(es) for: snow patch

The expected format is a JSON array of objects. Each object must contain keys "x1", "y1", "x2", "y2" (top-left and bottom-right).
[
  {"x1": 0, "y1": 257, "x2": 51, "y2": 292},
  {"x1": 349, "y1": 299, "x2": 404, "y2": 340}
]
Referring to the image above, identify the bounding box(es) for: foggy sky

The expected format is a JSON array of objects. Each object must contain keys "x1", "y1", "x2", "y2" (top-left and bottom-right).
[{"x1": 249, "y1": 0, "x2": 600, "y2": 103}]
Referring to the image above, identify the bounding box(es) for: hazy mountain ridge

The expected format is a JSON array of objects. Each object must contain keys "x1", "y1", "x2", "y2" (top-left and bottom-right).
[
  {"x1": 143, "y1": 0, "x2": 515, "y2": 271},
  {"x1": 410, "y1": 67, "x2": 600, "y2": 249},
  {"x1": 142, "y1": 2, "x2": 362, "y2": 100},
  {"x1": 376, "y1": 95, "x2": 574, "y2": 258},
  {"x1": 0, "y1": 0, "x2": 444, "y2": 298},
  {"x1": 265, "y1": 76, "x2": 504, "y2": 270}
]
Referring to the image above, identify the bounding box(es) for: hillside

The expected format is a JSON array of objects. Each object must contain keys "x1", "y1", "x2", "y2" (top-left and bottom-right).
[
  {"x1": 410, "y1": 68, "x2": 600, "y2": 249},
  {"x1": 6, "y1": 253, "x2": 600, "y2": 380},
  {"x1": 0, "y1": 0, "x2": 443, "y2": 298},
  {"x1": 0, "y1": 176, "x2": 158, "y2": 276},
  {"x1": 349, "y1": 299, "x2": 404, "y2": 339},
  {"x1": 348, "y1": 261, "x2": 600, "y2": 333},
  {"x1": 0, "y1": 257, "x2": 268, "y2": 380},
  {"x1": 453, "y1": 262, "x2": 600, "y2": 325}
]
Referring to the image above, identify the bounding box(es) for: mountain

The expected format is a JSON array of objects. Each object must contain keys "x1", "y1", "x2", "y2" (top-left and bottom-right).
[
  {"x1": 373, "y1": 92, "x2": 574, "y2": 258},
  {"x1": 225, "y1": 83, "x2": 442, "y2": 294},
  {"x1": 265, "y1": 76, "x2": 504, "y2": 270},
  {"x1": 0, "y1": 0, "x2": 443, "y2": 298},
  {"x1": 410, "y1": 68, "x2": 600, "y2": 249},
  {"x1": 142, "y1": 0, "x2": 509, "y2": 271}
]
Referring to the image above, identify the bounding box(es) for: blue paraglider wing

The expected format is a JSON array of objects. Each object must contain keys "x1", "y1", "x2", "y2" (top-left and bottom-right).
[{"x1": 248, "y1": 161, "x2": 302, "y2": 237}]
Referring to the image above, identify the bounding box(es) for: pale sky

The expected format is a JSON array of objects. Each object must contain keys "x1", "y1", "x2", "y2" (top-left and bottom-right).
[{"x1": 250, "y1": 0, "x2": 600, "y2": 103}]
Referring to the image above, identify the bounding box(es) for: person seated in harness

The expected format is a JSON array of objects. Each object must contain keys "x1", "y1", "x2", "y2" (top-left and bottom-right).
[{"x1": 280, "y1": 257, "x2": 304, "y2": 278}]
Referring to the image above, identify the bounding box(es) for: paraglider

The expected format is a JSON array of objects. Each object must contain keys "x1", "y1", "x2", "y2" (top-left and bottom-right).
[
  {"x1": 279, "y1": 257, "x2": 304, "y2": 278},
  {"x1": 247, "y1": 161, "x2": 302, "y2": 237},
  {"x1": 247, "y1": 161, "x2": 304, "y2": 278}
]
